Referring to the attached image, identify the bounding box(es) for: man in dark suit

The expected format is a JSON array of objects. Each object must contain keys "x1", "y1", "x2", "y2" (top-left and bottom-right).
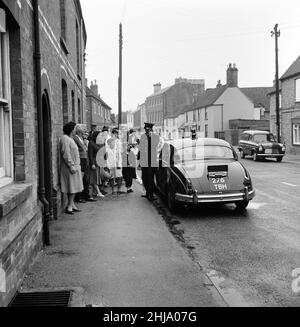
[{"x1": 138, "y1": 122, "x2": 162, "y2": 201}]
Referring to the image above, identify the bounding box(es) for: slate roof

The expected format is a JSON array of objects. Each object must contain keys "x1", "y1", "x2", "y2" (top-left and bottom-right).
[
  {"x1": 86, "y1": 86, "x2": 112, "y2": 110},
  {"x1": 146, "y1": 86, "x2": 172, "y2": 98},
  {"x1": 193, "y1": 85, "x2": 228, "y2": 110},
  {"x1": 240, "y1": 87, "x2": 273, "y2": 110},
  {"x1": 280, "y1": 55, "x2": 300, "y2": 81}
]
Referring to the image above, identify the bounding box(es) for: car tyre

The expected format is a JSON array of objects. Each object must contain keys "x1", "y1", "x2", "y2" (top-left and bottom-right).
[
  {"x1": 167, "y1": 187, "x2": 179, "y2": 212},
  {"x1": 235, "y1": 200, "x2": 249, "y2": 210},
  {"x1": 276, "y1": 156, "x2": 283, "y2": 162},
  {"x1": 240, "y1": 150, "x2": 245, "y2": 159}
]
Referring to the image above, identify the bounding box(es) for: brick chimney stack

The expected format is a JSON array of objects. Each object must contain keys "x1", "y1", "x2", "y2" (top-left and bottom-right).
[
  {"x1": 153, "y1": 83, "x2": 162, "y2": 93},
  {"x1": 226, "y1": 63, "x2": 238, "y2": 87},
  {"x1": 90, "y1": 79, "x2": 99, "y2": 97}
]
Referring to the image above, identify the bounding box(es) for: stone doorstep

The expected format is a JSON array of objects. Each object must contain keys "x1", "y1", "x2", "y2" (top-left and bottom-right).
[{"x1": 17, "y1": 286, "x2": 92, "y2": 307}]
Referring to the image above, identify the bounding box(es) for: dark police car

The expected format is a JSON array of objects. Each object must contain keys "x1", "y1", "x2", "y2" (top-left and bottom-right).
[
  {"x1": 155, "y1": 138, "x2": 255, "y2": 211},
  {"x1": 238, "y1": 130, "x2": 286, "y2": 162}
]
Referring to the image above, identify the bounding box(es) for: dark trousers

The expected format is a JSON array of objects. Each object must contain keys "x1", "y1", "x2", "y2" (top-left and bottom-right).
[
  {"x1": 124, "y1": 178, "x2": 133, "y2": 189},
  {"x1": 75, "y1": 158, "x2": 89, "y2": 201},
  {"x1": 141, "y1": 167, "x2": 156, "y2": 197}
]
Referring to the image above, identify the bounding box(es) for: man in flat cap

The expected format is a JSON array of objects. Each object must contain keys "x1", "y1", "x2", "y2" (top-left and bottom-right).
[{"x1": 138, "y1": 122, "x2": 162, "y2": 201}]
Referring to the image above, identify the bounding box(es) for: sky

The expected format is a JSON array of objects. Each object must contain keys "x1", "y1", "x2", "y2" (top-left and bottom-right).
[{"x1": 81, "y1": 0, "x2": 300, "y2": 114}]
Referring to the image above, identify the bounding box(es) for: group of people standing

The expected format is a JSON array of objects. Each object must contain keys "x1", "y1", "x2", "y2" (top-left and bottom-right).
[{"x1": 59, "y1": 121, "x2": 161, "y2": 214}]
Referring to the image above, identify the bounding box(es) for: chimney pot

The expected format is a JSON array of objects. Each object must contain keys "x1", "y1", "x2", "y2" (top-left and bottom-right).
[
  {"x1": 226, "y1": 63, "x2": 238, "y2": 87},
  {"x1": 153, "y1": 83, "x2": 162, "y2": 94}
]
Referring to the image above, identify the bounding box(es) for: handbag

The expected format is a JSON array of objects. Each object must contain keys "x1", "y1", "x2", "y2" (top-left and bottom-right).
[{"x1": 100, "y1": 167, "x2": 112, "y2": 180}]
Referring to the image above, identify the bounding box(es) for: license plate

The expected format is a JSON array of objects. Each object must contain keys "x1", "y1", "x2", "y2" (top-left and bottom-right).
[
  {"x1": 265, "y1": 149, "x2": 272, "y2": 154},
  {"x1": 209, "y1": 177, "x2": 229, "y2": 191}
]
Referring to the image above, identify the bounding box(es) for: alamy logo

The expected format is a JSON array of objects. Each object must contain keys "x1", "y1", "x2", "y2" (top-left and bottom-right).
[
  {"x1": 291, "y1": 268, "x2": 300, "y2": 294},
  {"x1": 0, "y1": 266, "x2": 6, "y2": 293}
]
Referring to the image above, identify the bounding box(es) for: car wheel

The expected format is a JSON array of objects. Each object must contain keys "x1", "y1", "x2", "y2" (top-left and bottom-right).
[
  {"x1": 167, "y1": 187, "x2": 179, "y2": 212},
  {"x1": 276, "y1": 156, "x2": 283, "y2": 163},
  {"x1": 253, "y1": 151, "x2": 259, "y2": 161},
  {"x1": 235, "y1": 200, "x2": 249, "y2": 210},
  {"x1": 240, "y1": 150, "x2": 245, "y2": 159}
]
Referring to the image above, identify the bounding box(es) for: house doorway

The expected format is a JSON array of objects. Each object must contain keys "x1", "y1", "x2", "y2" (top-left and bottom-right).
[{"x1": 42, "y1": 91, "x2": 54, "y2": 220}]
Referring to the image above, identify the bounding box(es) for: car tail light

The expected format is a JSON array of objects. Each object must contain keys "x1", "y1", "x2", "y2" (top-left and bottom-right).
[
  {"x1": 186, "y1": 178, "x2": 193, "y2": 195},
  {"x1": 243, "y1": 167, "x2": 252, "y2": 187}
]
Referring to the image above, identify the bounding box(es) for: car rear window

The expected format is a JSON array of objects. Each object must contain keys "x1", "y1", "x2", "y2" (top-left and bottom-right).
[
  {"x1": 175, "y1": 145, "x2": 234, "y2": 162},
  {"x1": 253, "y1": 133, "x2": 276, "y2": 143}
]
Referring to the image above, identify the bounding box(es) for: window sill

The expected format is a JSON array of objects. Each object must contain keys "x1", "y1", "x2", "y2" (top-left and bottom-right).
[
  {"x1": 0, "y1": 177, "x2": 13, "y2": 189},
  {"x1": 0, "y1": 182, "x2": 32, "y2": 219}
]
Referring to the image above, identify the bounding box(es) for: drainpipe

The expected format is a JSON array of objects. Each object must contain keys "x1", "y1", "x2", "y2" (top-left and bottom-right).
[{"x1": 33, "y1": 0, "x2": 50, "y2": 246}]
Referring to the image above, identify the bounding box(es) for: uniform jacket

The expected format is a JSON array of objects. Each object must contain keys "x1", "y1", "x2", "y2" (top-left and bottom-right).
[{"x1": 138, "y1": 132, "x2": 161, "y2": 168}]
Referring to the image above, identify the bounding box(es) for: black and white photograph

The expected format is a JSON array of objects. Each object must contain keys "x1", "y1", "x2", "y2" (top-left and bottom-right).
[{"x1": 0, "y1": 0, "x2": 300, "y2": 313}]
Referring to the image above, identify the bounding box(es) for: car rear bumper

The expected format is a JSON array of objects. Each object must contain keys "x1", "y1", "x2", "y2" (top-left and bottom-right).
[
  {"x1": 175, "y1": 188, "x2": 255, "y2": 204},
  {"x1": 257, "y1": 154, "x2": 285, "y2": 158}
]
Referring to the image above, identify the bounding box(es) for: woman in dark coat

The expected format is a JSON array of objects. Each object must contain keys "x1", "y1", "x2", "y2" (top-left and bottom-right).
[{"x1": 87, "y1": 131, "x2": 105, "y2": 199}]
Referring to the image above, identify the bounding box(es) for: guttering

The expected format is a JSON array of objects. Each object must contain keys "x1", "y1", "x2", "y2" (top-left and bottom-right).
[{"x1": 33, "y1": 0, "x2": 50, "y2": 246}]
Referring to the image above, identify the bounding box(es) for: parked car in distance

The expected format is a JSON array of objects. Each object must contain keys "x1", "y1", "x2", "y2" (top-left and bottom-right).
[
  {"x1": 154, "y1": 138, "x2": 255, "y2": 211},
  {"x1": 238, "y1": 130, "x2": 286, "y2": 162}
]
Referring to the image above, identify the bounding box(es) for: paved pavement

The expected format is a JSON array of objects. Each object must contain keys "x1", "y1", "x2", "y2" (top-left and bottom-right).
[{"x1": 19, "y1": 182, "x2": 225, "y2": 307}]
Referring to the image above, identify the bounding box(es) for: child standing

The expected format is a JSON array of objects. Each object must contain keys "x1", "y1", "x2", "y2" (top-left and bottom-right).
[{"x1": 106, "y1": 129, "x2": 123, "y2": 195}]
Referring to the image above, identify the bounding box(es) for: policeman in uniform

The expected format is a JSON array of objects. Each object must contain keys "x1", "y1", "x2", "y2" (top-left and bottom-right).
[{"x1": 138, "y1": 122, "x2": 162, "y2": 201}]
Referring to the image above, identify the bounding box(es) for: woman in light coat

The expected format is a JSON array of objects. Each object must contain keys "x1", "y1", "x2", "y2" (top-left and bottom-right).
[
  {"x1": 106, "y1": 128, "x2": 123, "y2": 195},
  {"x1": 60, "y1": 122, "x2": 83, "y2": 214}
]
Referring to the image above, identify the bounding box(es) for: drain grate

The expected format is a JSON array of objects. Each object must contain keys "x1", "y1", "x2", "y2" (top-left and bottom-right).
[{"x1": 8, "y1": 290, "x2": 72, "y2": 307}]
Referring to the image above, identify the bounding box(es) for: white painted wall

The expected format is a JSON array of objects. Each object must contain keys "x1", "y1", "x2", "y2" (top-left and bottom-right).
[{"x1": 215, "y1": 87, "x2": 255, "y2": 130}]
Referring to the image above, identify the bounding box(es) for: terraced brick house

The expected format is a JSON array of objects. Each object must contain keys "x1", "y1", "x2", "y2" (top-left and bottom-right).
[{"x1": 0, "y1": 0, "x2": 86, "y2": 306}]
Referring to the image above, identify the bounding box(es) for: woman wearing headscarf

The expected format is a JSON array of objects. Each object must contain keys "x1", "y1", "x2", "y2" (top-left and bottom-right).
[{"x1": 60, "y1": 122, "x2": 83, "y2": 214}]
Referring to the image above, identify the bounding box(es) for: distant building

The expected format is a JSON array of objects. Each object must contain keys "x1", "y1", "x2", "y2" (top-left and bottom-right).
[
  {"x1": 145, "y1": 78, "x2": 205, "y2": 136},
  {"x1": 180, "y1": 64, "x2": 272, "y2": 141},
  {"x1": 86, "y1": 79, "x2": 113, "y2": 131},
  {"x1": 269, "y1": 55, "x2": 300, "y2": 154},
  {"x1": 116, "y1": 111, "x2": 134, "y2": 130},
  {"x1": 133, "y1": 103, "x2": 147, "y2": 132}
]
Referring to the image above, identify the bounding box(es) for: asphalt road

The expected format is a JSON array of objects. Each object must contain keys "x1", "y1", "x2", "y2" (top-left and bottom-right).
[{"x1": 154, "y1": 156, "x2": 300, "y2": 307}]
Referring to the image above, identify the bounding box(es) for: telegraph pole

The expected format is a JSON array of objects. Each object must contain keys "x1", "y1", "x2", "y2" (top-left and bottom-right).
[
  {"x1": 271, "y1": 24, "x2": 281, "y2": 143},
  {"x1": 118, "y1": 23, "x2": 123, "y2": 129}
]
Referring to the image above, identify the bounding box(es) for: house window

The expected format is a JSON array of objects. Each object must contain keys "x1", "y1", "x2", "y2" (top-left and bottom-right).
[
  {"x1": 193, "y1": 110, "x2": 196, "y2": 122},
  {"x1": 205, "y1": 124, "x2": 208, "y2": 138},
  {"x1": 0, "y1": 11, "x2": 13, "y2": 186},
  {"x1": 60, "y1": 0, "x2": 66, "y2": 42},
  {"x1": 61, "y1": 80, "x2": 68, "y2": 124},
  {"x1": 78, "y1": 98, "x2": 81, "y2": 123},
  {"x1": 296, "y1": 79, "x2": 300, "y2": 102},
  {"x1": 186, "y1": 112, "x2": 188, "y2": 123},
  {"x1": 198, "y1": 109, "x2": 200, "y2": 121},
  {"x1": 293, "y1": 124, "x2": 300, "y2": 145},
  {"x1": 205, "y1": 108, "x2": 208, "y2": 120},
  {"x1": 71, "y1": 91, "x2": 75, "y2": 121},
  {"x1": 76, "y1": 20, "x2": 81, "y2": 77}
]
